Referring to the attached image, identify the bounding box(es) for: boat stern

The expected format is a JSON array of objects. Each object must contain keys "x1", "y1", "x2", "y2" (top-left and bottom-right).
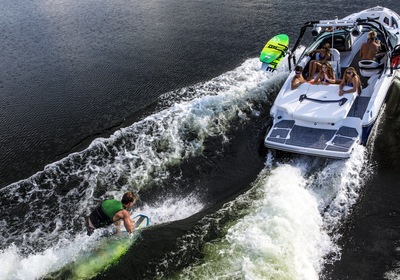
[{"x1": 264, "y1": 118, "x2": 362, "y2": 159}]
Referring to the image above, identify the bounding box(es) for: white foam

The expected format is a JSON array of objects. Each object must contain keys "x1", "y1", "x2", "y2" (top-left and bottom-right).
[
  {"x1": 137, "y1": 194, "x2": 204, "y2": 225},
  {"x1": 177, "y1": 164, "x2": 333, "y2": 279},
  {"x1": 227, "y1": 165, "x2": 333, "y2": 279},
  {"x1": 0, "y1": 236, "x2": 90, "y2": 280},
  {"x1": 306, "y1": 144, "x2": 367, "y2": 239},
  {"x1": 385, "y1": 249, "x2": 400, "y2": 280},
  {"x1": 176, "y1": 144, "x2": 369, "y2": 279},
  {"x1": 385, "y1": 268, "x2": 400, "y2": 280}
]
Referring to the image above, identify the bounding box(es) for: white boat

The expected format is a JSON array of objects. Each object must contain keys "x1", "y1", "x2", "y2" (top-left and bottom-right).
[{"x1": 264, "y1": 6, "x2": 400, "y2": 159}]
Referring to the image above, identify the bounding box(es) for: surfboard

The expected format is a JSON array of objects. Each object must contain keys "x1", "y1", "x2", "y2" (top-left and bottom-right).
[
  {"x1": 260, "y1": 34, "x2": 289, "y2": 72},
  {"x1": 46, "y1": 214, "x2": 150, "y2": 280},
  {"x1": 132, "y1": 214, "x2": 150, "y2": 229}
]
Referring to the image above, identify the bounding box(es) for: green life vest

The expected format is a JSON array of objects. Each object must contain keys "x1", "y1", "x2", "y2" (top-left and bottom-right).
[{"x1": 101, "y1": 199, "x2": 124, "y2": 221}]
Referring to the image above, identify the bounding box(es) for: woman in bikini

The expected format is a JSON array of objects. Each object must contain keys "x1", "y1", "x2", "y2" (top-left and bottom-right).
[
  {"x1": 339, "y1": 67, "x2": 361, "y2": 96},
  {"x1": 307, "y1": 43, "x2": 331, "y2": 80},
  {"x1": 314, "y1": 62, "x2": 335, "y2": 85}
]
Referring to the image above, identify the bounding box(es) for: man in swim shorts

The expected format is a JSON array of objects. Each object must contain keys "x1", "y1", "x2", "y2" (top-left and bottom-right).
[{"x1": 85, "y1": 191, "x2": 138, "y2": 236}]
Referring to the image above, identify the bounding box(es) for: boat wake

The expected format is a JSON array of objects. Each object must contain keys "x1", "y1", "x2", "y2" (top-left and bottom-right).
[
  {"x1": 165, "y1": 146, "x2": 369, "y2": 280},
  {"x1": 0, "y1": 52, "x2": 370, "y2": 280},
  {"x1": 0, "y1": 57, "x2": 287, "y2": 280}
]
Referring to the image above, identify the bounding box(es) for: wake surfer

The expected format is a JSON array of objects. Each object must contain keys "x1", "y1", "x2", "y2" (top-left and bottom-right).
[{"x1": 85, "y1": 191, "x2": 138, "y2": 236}]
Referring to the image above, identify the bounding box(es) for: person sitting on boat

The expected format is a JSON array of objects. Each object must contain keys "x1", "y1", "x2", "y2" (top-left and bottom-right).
[
  {"x1": 291, "y1": 65, "x2": 307, "y2": 90},
  {"x1": 360, "y1": 30, "x2": 384, "y2": 61},
  {"x1": 339, "y1": 67, "x2": 361, "y2": 96},
  {"x1": 313, "y1": 62, "x2": 335, "y2": 85},
  {"x1": 306, "y1": 43, "x2": 331, "y2": 80},
  {"x1": 85, "y1": 191, "x2": 138, "y2": 236}
]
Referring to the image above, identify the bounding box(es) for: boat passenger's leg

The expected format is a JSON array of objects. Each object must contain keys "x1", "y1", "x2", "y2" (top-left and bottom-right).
[
  {"x1": 308, "y1": 60, "x2": 315, "y2": 80},
  {"x1": 308, "y1": 60, "x2": 316, "y2": 80}
]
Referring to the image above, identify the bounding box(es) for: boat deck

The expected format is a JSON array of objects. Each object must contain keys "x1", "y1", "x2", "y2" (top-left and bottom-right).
[
  {"x1": 266, "y1": 119, "x2": 359, "y2": 156},
  {"x1": 348, "y1": 96, "x2": 370, "y2": 118}
]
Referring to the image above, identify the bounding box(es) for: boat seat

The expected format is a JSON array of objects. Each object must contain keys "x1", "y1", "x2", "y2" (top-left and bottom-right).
[
  {"x1": 329, "y1": 48, "x2": 341, "y2": 79},
  {"x1": 358, "y1": 59, "x2": 384, "y2": 77}
]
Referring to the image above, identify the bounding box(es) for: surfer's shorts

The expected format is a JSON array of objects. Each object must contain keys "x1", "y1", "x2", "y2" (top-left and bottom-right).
[
  {"x1": 85, "y1": 216, "x2": 95, "y2": 236},
  {"x1": 89, "y1": 205, "x2": 113, "y2": 228}
]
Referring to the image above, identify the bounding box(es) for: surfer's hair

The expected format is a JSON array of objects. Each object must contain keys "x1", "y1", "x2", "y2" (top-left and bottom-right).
[{"x1": 121, "y1": 191, "x2": 138, "y2": 205}]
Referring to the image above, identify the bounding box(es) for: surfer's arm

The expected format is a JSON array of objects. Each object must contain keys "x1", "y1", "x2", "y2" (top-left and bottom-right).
[
  {"x1": 114, "y1": 210, "x2": 135, "y2": 234},
  {"x1": 122, "y1": 214, "x2": 134, "y2": 234}
]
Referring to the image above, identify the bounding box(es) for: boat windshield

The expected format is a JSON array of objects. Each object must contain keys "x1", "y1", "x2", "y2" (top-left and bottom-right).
[
  {"x1": 386, "y1": 30, "x2": 398, "y2": 48},
  {"x1": 302, "y1": 23, "x2": 397, "y2": 58},
  {"x1": 302, "y1": 29, "x2": 351, "y2": 57}
]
